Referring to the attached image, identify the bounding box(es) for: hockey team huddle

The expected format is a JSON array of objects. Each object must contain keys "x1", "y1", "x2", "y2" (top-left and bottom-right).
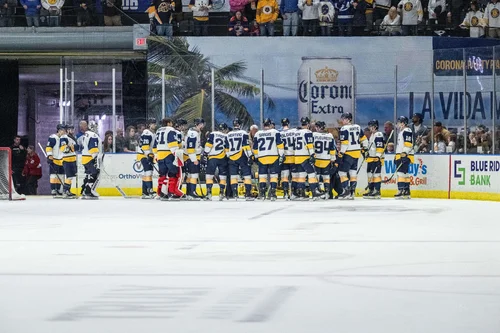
[{"x1": 45, "y1": 113, "x2": 415, "y2": 200}]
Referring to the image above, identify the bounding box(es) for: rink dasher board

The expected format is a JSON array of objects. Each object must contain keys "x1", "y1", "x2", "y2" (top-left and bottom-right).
[{"x1": 69, "y1": 154, "x2": 500, "y2": 201}]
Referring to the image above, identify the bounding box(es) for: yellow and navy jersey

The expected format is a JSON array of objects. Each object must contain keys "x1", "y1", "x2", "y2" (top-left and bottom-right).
[
  {"x1": 293, "y1": 128, "x2": 314, "y2": 164},
  {"x1": 396, "y1": 127, "x2": 413, "y2": 155},
  {"x1": 185, "y1": 128, "x2": 202, "y2": 162},
  {"x1": 340, "y1": 124, "x2": 368, "y2": 159},
  {"x1": 313, "y1": 132, "x2": 336, "y2": 168},
  {"x1": 226, "y1": 129, "x2": 251, "y2": 161},
  {"x1": 252, "y1": 129, "x2": 284, "y2": 165},
  {"x1": 155, "y1": 126, "x2": 180, "y2": 160},
  {"x1": 46, "y1": 134, "x2": 63, "y2": 166},
  {"x1": 280, "y1": 128, "x2": 296, "y2": 164},
  {"x1": 367, "y1": 131, "x2": 385, "y2": 162},
  {"x1": 137, "y1": 129, "x2": 156, "y2": 161},
  {"x1": 81, "y1": 131, "x2": 101, "y2": 165},
  {"x1": 204, "y1": 131, "x2": 228, "y2": 160},
  {"x1": 59, "y1": 134, "x2": 77, "y2": 163}
]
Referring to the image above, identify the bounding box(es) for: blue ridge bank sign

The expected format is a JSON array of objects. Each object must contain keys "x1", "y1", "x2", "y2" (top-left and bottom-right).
[{"x1": 453, "y1": 156, "x2": 500, "y2": 188}]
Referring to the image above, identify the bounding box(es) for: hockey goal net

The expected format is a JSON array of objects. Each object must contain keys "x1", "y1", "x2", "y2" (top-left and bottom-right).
[{"x1": 0, "y1": 147, "x2": 25, "y2": 200}]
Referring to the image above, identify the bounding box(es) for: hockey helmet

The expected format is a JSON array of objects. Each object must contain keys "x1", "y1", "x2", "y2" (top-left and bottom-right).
[
  {"x1": 194, "y1": 118, "x2": 205, "y2": 126},
  {"x1": 368, "y1": 119, "x2": 379, "y2": 129},
  {"x1": 175, "y1": 118, "x2": 187, "y2": 127},
  {"x1": 300, "y1": 116, "x2": 310, "y2": 126},
  {"x1": 218, "y1": 123, "x2": 228, "y2": 131},
  {"x1": 263, "y1": 118, "x2": 273, "y2": 127},
  {"x1": 316, "y1": 121, "x2": 326, "y2": 130},
  {"x1": 146, "y1": 118, "x2": 157, "y2": 127},
  {"x1": 341, "y1": 112, "x2": 353, "y2": 121},
  {"x1": 233, "y1": 118, "x2": 241, "y2": 127},
  {"x1": 56, "y1": 123, "x2": 65, "y2": 131},
  {"x1": 281, "y1": 117, "x2": 290, "y2": 127},
  {"x1": 397, "y1": 116, "x2": 409, "y2": 125},
  {"x1": 63, "y1": 123, "x2": 75, "y2": 130}
]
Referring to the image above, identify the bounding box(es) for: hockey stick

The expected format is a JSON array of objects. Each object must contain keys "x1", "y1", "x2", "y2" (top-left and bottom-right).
[
  {"x1": 382, "y1": 161, "x2": 403, "y2": 184},
  {"x1": 363, "y1": 130, "x2": 395, "y2": 191},
  {"x1": 38, "y1": 142, "x2": 65, "y2": 192}
]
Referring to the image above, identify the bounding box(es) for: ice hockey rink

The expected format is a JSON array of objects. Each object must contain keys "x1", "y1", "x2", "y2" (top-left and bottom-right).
[{"x1": 1, "y1": 197, "x2": 500, "y2": 333}]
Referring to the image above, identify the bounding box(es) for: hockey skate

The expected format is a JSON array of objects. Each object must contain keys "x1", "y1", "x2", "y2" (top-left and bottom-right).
[
  {"x1": 62, "y1": 190, "x2": 76, "y2": 199},
  {"x1": 338, "y1": 188, "x2": 351, "y2": 200},
  {"x1": 368, "y1": 190, "x2": 381, "y2": 199},
  {"x1": 312, "y1": 188, "x2": 326, "y2": 201},
  {"x1": 245, "y1": 194, "x2": 255, "y2": 201},
  {"x1": 52, "y1": 190, "x2": 63, "y2": 199},
  {"x1": 204, "y1": 193, "x2": 213, "y2": 201},
  {"x1": 363, "y1": 189, "x2": 374, "y2": 199},
  {"x1": 186, "y1": 193, "x2": 202, "y2": 201},
  {"x1": 81, "y1": 191, "x2": 99, "y2": 200},
  {"x1": 268, "y1": 188, "x2": 277, "y2": 201},
  {"x1": 394, "y1": 189, "x2": 405, "y2": 199},
  {"x1": 403, "y1": 189, "x2": 411, "y2": 199}
]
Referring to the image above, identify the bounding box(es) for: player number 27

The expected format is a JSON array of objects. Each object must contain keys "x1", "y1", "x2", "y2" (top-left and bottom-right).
[{"x1": 258, "y1": 137, "x2": 275, "y2": 150}]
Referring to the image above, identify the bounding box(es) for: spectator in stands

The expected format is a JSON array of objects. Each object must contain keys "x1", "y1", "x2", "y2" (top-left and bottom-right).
[
  {"x1": 21, "y1": 0, "x2": 42, "y2": 27},
  {"x1": 335, "y1": 0, "x2": 354, "y2": 36},
  {"x1": 448, "y1": 133, "x2": 457, "y2": 153},
  {"x1": 428, "y1": 0, "x2": 446, "y2": 26},
  {"x1": 22, "y1": 146, "x2": 42, "y2": 195},
  {"x1": 433, "y1": 121, "x2": 450, "y2": 143},
  {"x1": 448, "y1": 0, "x2": 465, "y2": 27},
  {"x1": 0, "y1": 0, "x2": 17, "y2": 27},
  {"x1": 397, "y1": 0, "x2": 423, "y2": 35},
  {"x1": 364, "y1": 0, "x2": 374, "y2": 32},
  {"x1": 136, "y1": 123, "x2": 146, "y2": 139},
  {"x1": 383, "y1": 121, "x2": 395, "y2": 147},
  {"x1": 103, "y1": 0, "x2": 122, "y2": 26},
  {"x1": 229, "y1": 10, "x2": 249, "y2": 35},
  {"x1": 281, "y1": 0, "x2": 300, "y2": 36},
  {"x1": 155, "y1": 0, "x2": 175, "y2": 36},
  {"x1": 103, "y1": 133, "x2": 113, "y2": 153},
  {"x1": 380, "y1": 6, "x2": 402, "y2": 35},
  {"x1": 485, "y1": 0, "x2": 500, "y2": 37},
  {"x1": 75, "y1": 0, "x2": 92, "y2": 26},
  {"x1": 10, "y1": 136, "x2": 26, "y2": 195},
  {"x1": 124, "y1": 125, "x2": 139, "y2": 152},
  {"x1": 411, "y1": 113, "x2": 428, "y2": 150},
  {"x1": 364, "y1": 127, "x2": 371, "y2": 139},
  {"x1": 374, "y1": 0, "x2": 391, "y2": 23},
  {"x1": 40, "y1": 0, "x2": 63, "y2": 26},
  {"x1": 249, "y1": 19, "x2": 260, "y2": 35},
  {"x1": 386, "y1": 142, "x2": 395, "y2": 153},
  {"x1": 230, "y1": 0, "x2": 248, "y2": 13},
  {"x1": 115, "y1": 128, "x2": 125, "y2": 152},
  {"x1": 353, "y1": 0, "x2": 368, "y2": 35},
  {"x1": 256, "y1": 0, "x2": 278, "y2": 36},
  {"x1": 434, "y1": 133, "x2": 447, "y2": 152},
  {"x1": 318, "y1": 0, "x2": 335, "y2": 36},
  {"x1": 460, "y1": 0, "x2": 485, "y2": 38},
  {"x1": 249, "y1": 124, "x2": 258, "y2": 142},
  {"x1": 189, "y1": 0, "x2": 212, "y2": 36},
  {"x1": 417, "y1": 136, "x2": 431, "y2": 152}
]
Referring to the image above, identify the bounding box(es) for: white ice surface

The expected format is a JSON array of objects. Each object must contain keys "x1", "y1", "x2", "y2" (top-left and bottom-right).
[{"x1": 1, "y1": 197, "x2": 500, "y2": 333}]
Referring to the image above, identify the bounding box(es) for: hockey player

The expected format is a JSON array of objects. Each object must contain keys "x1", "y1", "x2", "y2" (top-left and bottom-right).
[
  {"x1": 338, "y1": 112, "x2": 368, "y2": 200},
  {"x1": 395, "y1": 116, "x2": 413, "y2": 199},
  {"x1": 46, "y1": 124, "x2": 66, "y2": 197},
  {"x1": 59, "y1": 124, "x2": 78, "y2": 198},
  {"x1": 293, "y1": 117, "x2": 324, "y2": 200},
  {"x1": 155, "y1": 118, "x2": 185, "y2": 200},
  {"x1": 204, "y1": 123, "x2": 229, "y2": 200},
  {"x1": 312, "y1": 121, "x2": 336, "y2": 199},
  {"x1": 137, "y1": 119, "x2": 157, "y2": 199},
  {"x1": 280, "y1": 118, "x2": 296, "y2": 200},
  {"x1": 80, "y1": 121, "x2": 102, "y2": 199},
  {"x1": 252, "y1": 118, "x2": 284, "y2": 201},
  {"x1": 363, "y1": 120, "x2": 385, "y2": 199},
  {"x1": 226, "y1": 118, "x2": 253, "y2": 200},
  {"x1": 184, "y1": 118, "x2": 205, "y2": 200}
]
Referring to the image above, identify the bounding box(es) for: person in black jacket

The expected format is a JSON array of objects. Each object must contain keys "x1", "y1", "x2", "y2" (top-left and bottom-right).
[
  {"x1": 10, "y1": 136, "x2": 27, "y2": 194},
  {"x1": 76, "y1": 0, "x2": 93, "y2": 26}
]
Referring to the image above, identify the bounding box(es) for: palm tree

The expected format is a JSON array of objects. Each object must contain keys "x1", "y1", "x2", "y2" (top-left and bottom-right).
[{"x1": 147, "y1": 36, "x2": 274, "y2": 129}]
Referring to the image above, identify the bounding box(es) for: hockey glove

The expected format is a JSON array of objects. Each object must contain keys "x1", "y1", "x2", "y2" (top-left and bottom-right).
[
  {"x1": 47, "y1": 155, "x2": 54, "y2": 165},
  {"x1": 373, "y1": 156, "x2": 381, "y2": 163},
  {"x1": 248, "y1": 155, "x2": 255, "y2": 166},
  {"x1": 147, "y1": 153, "x2": 155, "y2": 164},
  {"x1": 337, "y1": 152, "x2": 344, "y2": 160},
  {"x1": 309, "y1": 154, "x2": 316, "y2": 164},
  {"x1": 278, "y1": 155, "x2": 285, "y2": 165},
  {"x1": 361, "y1": 148, "x2": 369, "y2": 159}
]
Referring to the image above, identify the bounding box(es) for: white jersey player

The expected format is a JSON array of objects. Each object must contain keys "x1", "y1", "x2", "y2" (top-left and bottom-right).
[
  {"x1": 226, "y1": 118, "x2": 253, "y2": 200},
  {"x1": 313, "y1": 121, "x2": 336, "y2": 198},
  {"x1": 46, "y1": 124, "x2": 65, "y2": 197},
  {"x1": 204, "y1": 123, "x2": 229, "y2": 200},
  {"x1": 252, "y1": 118, "x2": 284, "y2": 200},
  {"x1": 338, "y1": 112, "x2": 368, "y2": 200},
  {"x1": 59, "y1": 124, "x2": 78, "y2": 198},
  {"x1": 395, "y1": 116, "x2": 414, "y2": 199},
  {"x1": 80, "y1": 121, "x2": 102, "y2": 199},
  {"x1": 184, "y1": 118, "x2": 205, "y2": 200},
  {"x1": 363, "y1": 120, "x2": 386, "y2": 199},
  {"x1": 137, "y1": 119, "x2": 157, "y2": 199},
  {"x1": 293, "y1": 117, "x2": 324, "y2": 200},
  {"x1": 279, "y1": 118, "x2": 296, "y2": 200}
]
